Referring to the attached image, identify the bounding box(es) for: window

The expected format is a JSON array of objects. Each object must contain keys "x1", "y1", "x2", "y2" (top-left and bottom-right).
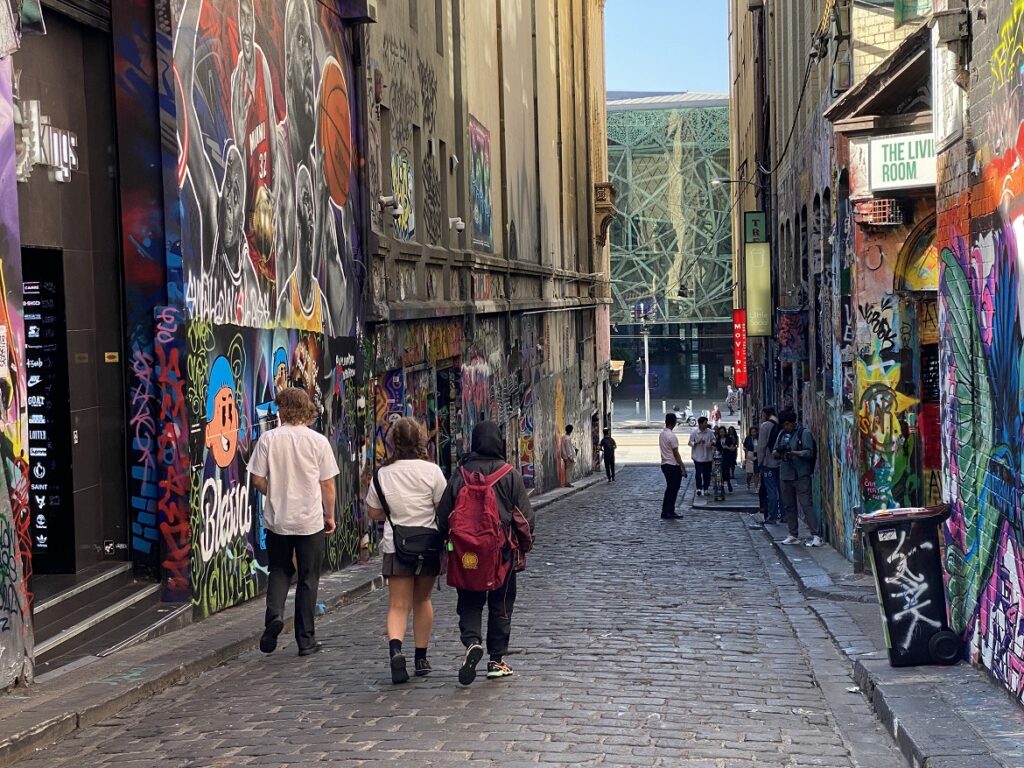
[{"x1": 435, "y1": 0, "x2": 444, "y2": 55}]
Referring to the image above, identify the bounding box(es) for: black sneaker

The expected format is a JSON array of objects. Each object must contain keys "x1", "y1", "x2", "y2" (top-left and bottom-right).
[
  {"x1": 391, "y1": 653, "x2": 410, "y2": 684},
  {"x1": 414, "y1": 657, "x2": 432, "y2": 676},
  {"x1": 459, "y1": 644, "x2": 484, "y2": 685},
  {"x1": 260, "y1": 618, "x2": 284, "y2": 654}
]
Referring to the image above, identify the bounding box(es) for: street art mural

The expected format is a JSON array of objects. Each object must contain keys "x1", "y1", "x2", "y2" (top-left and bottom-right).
[
  {"x1": 173, "y1": 0, "x2": 360, "y2": 337},
  {"x1": 162, "y1": 0, "x2": 366, "y2": 618},
  {"x1": 183, "y1": 320, "x2": 365, "y2": 618},
  {"x1": 0, "y1": 59, "x2": 31, "y2": 687},
  {"x1": 777, "y1": 309, "x2": 808, "y2": 363},
  {"x1": 114, "y1": 0, "x2": 174, "y2": 578},
  {"x1": 469, "y1": 115, "x2": 493, "y2": 251},
  {"x1": 936, "y1": 0, "x2": 1024, "y2": 702}
]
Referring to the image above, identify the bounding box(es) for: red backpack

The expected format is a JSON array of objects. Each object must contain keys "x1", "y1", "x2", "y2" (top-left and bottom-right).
[{"x1": 447, "y1": 464, "x2": 514, "y2": 591}]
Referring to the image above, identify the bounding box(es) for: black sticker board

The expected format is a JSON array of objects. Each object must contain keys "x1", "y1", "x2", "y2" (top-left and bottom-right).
[{"x1": 24, "y1": 249, "x2": 74, "y2": 573}]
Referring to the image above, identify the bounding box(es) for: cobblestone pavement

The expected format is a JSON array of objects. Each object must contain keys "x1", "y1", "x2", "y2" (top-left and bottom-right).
[{"x1": 19, "y1": 467, "x2": 903, "y2": 767}]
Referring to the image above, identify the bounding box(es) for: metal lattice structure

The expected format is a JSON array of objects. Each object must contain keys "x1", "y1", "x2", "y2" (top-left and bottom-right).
[{"x1": 607, "y1": 98, "x2": 732, "y2": 325}]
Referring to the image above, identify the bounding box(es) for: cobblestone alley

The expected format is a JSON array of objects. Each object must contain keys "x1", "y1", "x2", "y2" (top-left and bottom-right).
[{"x1": 17, "y1": 467, "x2": 903, "y2": 767}]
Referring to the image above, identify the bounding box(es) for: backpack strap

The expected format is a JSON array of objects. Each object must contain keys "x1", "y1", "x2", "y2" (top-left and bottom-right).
[
  {"x1": 374, "y1": 467, "x2": 437, "y2": 530},
  {"x1": 460, "y1": 463, "x2": 513, "y2": 487},
  {"x1": 483, "y1": 464, "x2": 513, "y2": 486}
]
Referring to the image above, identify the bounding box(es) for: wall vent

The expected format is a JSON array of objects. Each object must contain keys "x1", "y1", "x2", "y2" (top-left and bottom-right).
[{"x1": 858, "y1": 199, "x2": 904, "y2": 227}]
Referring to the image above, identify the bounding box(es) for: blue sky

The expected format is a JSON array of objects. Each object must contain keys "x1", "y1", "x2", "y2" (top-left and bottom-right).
[{"x1": 604, "y1": 1, "x2": 729, "y2": 94}]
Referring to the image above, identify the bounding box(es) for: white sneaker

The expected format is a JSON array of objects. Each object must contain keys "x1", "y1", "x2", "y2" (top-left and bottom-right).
[
  {"x1": 781, "y1": 535, "x2": 801, "y2": 545},
  {"x1": 806, "y1": 536, "x2": 823, "y2": 547}
]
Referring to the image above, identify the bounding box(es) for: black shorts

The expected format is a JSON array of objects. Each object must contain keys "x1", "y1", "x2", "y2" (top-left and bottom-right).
[{"x1": 382, "y1": 552, "x2": 442, "y2": 578}]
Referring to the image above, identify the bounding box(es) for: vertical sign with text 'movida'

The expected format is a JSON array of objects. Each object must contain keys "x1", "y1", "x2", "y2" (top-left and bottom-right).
[
  {"x1": 733, "y1": 309, "x2": 748, "y2": 388},
  {"x1": 744, "y1": 212, "x2": 771, "y2": 336}
]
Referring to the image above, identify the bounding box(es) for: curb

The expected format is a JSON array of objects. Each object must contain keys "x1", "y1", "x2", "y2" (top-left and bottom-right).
[
  {"x1": 755, "y1": 517, "x2": 1015, "y2": 768},
  {"x1": 0, "y1": 570, "x2": 383, "y2": 768}
]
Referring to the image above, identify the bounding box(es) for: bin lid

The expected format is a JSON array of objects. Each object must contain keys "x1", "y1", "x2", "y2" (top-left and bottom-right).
[{"x1": 856, "y1": 504, "x2": 951, "y2": 532}]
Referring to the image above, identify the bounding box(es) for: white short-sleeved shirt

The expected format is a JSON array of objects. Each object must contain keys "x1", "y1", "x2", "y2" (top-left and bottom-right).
[
  {"x1": 659, "y1": 428, "x2": 679, "y2": 465},
  {"x1": 689, "y1": 427, "x2": 717, "y2": 463},
  {"x1": 365, "y1": 460, "x2": 448, "y2": 554},
  {"x1": 248, "y1": 424, "x2": 340, "y2": 536}
]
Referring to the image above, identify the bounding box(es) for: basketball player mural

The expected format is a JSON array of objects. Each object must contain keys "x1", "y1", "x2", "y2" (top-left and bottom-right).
[
  {"x1": 230, "y1": 0, "x2": 278, "y2": 286},
  {"x1": 176, "y1": 0, "x2": 269, "y2": 328},
  {"x1": 174, "y1": 0, "x2": 358, "y2": 336}
]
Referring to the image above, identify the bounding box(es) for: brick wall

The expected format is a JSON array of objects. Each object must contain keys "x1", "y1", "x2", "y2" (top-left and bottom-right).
[{"x1": 937, "y1": 0, "x2": 1024, "y2": 707}]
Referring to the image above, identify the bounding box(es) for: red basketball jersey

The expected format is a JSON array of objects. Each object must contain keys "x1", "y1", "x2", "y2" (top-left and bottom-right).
[{"x1": 242, "y1": 50, "x2": 275, "y2": 277}]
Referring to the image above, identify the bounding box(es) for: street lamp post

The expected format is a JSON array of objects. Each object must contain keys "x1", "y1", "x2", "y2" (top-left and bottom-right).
[{"x1": 642, "y1": 317, "x2": 651, "y2": 426}]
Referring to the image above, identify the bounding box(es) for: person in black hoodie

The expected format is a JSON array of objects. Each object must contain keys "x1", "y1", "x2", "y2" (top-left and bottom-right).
[{"x1": 437, "y1": 421, "x2": 535, "y2": 684}]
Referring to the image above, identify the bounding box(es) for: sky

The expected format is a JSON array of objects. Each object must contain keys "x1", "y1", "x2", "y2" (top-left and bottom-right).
[{"x1": 604, "y1": 1, "x2": 729, "y2": 95}]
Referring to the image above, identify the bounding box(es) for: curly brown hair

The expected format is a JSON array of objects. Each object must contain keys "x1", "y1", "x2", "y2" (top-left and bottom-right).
[
  {"x1": 385, "y1": 417, "x2": 428, "y2": 464},
  {"x1": 276, "y1": 387, "x2": 318, "y2": 425}
]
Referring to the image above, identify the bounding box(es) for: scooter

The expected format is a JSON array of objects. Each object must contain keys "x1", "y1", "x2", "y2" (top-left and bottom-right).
[{"x1": 672, "y1": 406, "x2": 698, "y2": 427}]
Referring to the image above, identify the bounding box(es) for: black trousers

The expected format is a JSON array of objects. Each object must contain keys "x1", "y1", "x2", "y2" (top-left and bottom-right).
[
  {"x1": 604, "y1": 453, "x2": 615, "y2": 480},
  {"x1": 660, "y1": 464, "x2": 682, "y2": 516},
  {"x1": 694, "y1": 461, "x2": 712, "y2": 491},
  {"x1": 457, "y1": 570, "x2": 517, "y2": 660},
  {"x1": 265, "y1": 529, "x2": 324, "y2": 652}
]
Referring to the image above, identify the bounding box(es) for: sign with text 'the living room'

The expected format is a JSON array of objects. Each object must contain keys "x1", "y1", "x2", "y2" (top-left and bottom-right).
[
  {"x1": 744, "y1": 211, "x2": 771, "y2": 337},
  {"x1": 869, "y1": 132, "x2": 935, "y2": 192}
]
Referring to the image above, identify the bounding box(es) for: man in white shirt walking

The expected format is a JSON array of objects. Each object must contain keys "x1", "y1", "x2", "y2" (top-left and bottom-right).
[
  {"x1": 659, "y1": 413, "x2": 688, "y2": 519},
  {"x1": 688, "y1": 416, "x2": 716, "y2": 496},
  {"x1": 249, "y1": 388, "x2": 340, "y2": 657}
]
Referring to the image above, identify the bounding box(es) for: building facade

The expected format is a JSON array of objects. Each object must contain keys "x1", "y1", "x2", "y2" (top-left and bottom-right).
[
  {"x1": 729, "y1": 0, "x2": 1024, "y2": 706},
  {"x1": 0, "y1": 0, "x2": 612, "y2": 689},
  {"x1": 606, "y1": 93, "x2": 732, "y2": 409}
]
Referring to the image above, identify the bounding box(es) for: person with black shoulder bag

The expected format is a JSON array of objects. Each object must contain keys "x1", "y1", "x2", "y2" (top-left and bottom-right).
[{"x1": 366, "y1": 417, "x2": 447, "y2": 684}]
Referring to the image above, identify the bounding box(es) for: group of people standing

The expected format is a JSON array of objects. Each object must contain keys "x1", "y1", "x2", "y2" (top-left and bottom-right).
[
  {"x1": 656, "y1": 402, "x2": 822, "y2": 547},
  {"x1": 249, "y1": 386, "x2": 536, "y2": 686}
]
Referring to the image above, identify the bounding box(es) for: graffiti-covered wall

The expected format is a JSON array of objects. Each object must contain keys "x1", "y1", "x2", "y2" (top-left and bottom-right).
[
  {"x1": 937, "y1": 0, "x2": 1024, "y2": 705},
  {"x1": 166, "y1": 0, "x2": 365, "y2": 617},
  {"x1": 0, "y1": 59, "x2": 32, "y2": 687}
]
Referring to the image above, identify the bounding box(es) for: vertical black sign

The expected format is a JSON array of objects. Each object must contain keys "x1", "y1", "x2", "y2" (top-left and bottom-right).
[{"x1": 24, "y1": 251, "x2": 74, "y2": 573}]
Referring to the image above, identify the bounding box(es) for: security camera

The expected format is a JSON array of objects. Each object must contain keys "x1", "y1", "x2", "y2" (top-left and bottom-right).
[
  {"x1": 390, "y1": 204, "x2": 404, "y2": 220},
  {"x1": 379, "y1": 195, "x2": 396, "y2": 207},
  {"x1": 448, "y1": 216, "x2": 466, "y2": 232}
]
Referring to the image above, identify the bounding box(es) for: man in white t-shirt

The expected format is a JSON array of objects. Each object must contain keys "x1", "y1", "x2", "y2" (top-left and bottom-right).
[
  {"x1": 659, "y1": 413, "x2": 688, "y2": 519},
  {"x1": 688, "y1": 416, "x2": 717, "y2": 497},
  {"x1": 249, "y1": 388, "x2": 339, "y2": 657}
]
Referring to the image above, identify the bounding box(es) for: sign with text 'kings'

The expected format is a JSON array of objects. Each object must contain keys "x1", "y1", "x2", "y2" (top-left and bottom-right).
[
  {"x1": 869, "y1": 132, "x2": 935, "y2": 192},
  {"x1": 745, "y1": 242, "x2": 771, "y2": 336},
  {"x1": 733, "y1": 310, "x2": 748, "y2": 389}
]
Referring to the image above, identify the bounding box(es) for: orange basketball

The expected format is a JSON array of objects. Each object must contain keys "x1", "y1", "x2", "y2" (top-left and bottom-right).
[{"x1": 317, "y1": 57, "x2": 353, "y2": 208}]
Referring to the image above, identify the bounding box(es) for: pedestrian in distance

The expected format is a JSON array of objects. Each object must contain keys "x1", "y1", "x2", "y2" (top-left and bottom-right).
[
  {"x1": 438, "y1": 422, "x2": 535, "y2": 685},
  {"x1": 710, "y1": 404, "x2": 722, "y2": 429},
  {"x1": 659, "y1": 413, "x2": 688, "y2": 518},
  {"x1": 757, "y1": 407, "x2": 783, "y2": 523},
  {"x1": 688, "y1": 416, "x2": 716, "y2": 497},
  {"x1": 599, "y1": 429, "x2": 617, "y2": 482},
  {"x1": 365, "y1": 417, "x2": 448, "y2": 684},
  {"x1": 560, "y1": 424, "x2": 576, "y2": 487},
  {"x1": 773, "y1": 410, "x2": 822, "y2": 547},
  {"x1": 249, "y1": 388, "x2": 339, "y2": 657},
  {"x1": 743, "y1": 425, "x2": 759, "y2": 491},
  {"x1": 722, "y1": 426, "x2": 739, "y2": 493},
  {"x1": 726, "y1": 385, "x2": 737, "y2": 416}
]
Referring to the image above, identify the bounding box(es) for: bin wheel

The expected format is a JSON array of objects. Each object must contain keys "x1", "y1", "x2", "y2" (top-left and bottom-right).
[{"x1": 928, "y1": 630, "x2": 961, "y2": 665}]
